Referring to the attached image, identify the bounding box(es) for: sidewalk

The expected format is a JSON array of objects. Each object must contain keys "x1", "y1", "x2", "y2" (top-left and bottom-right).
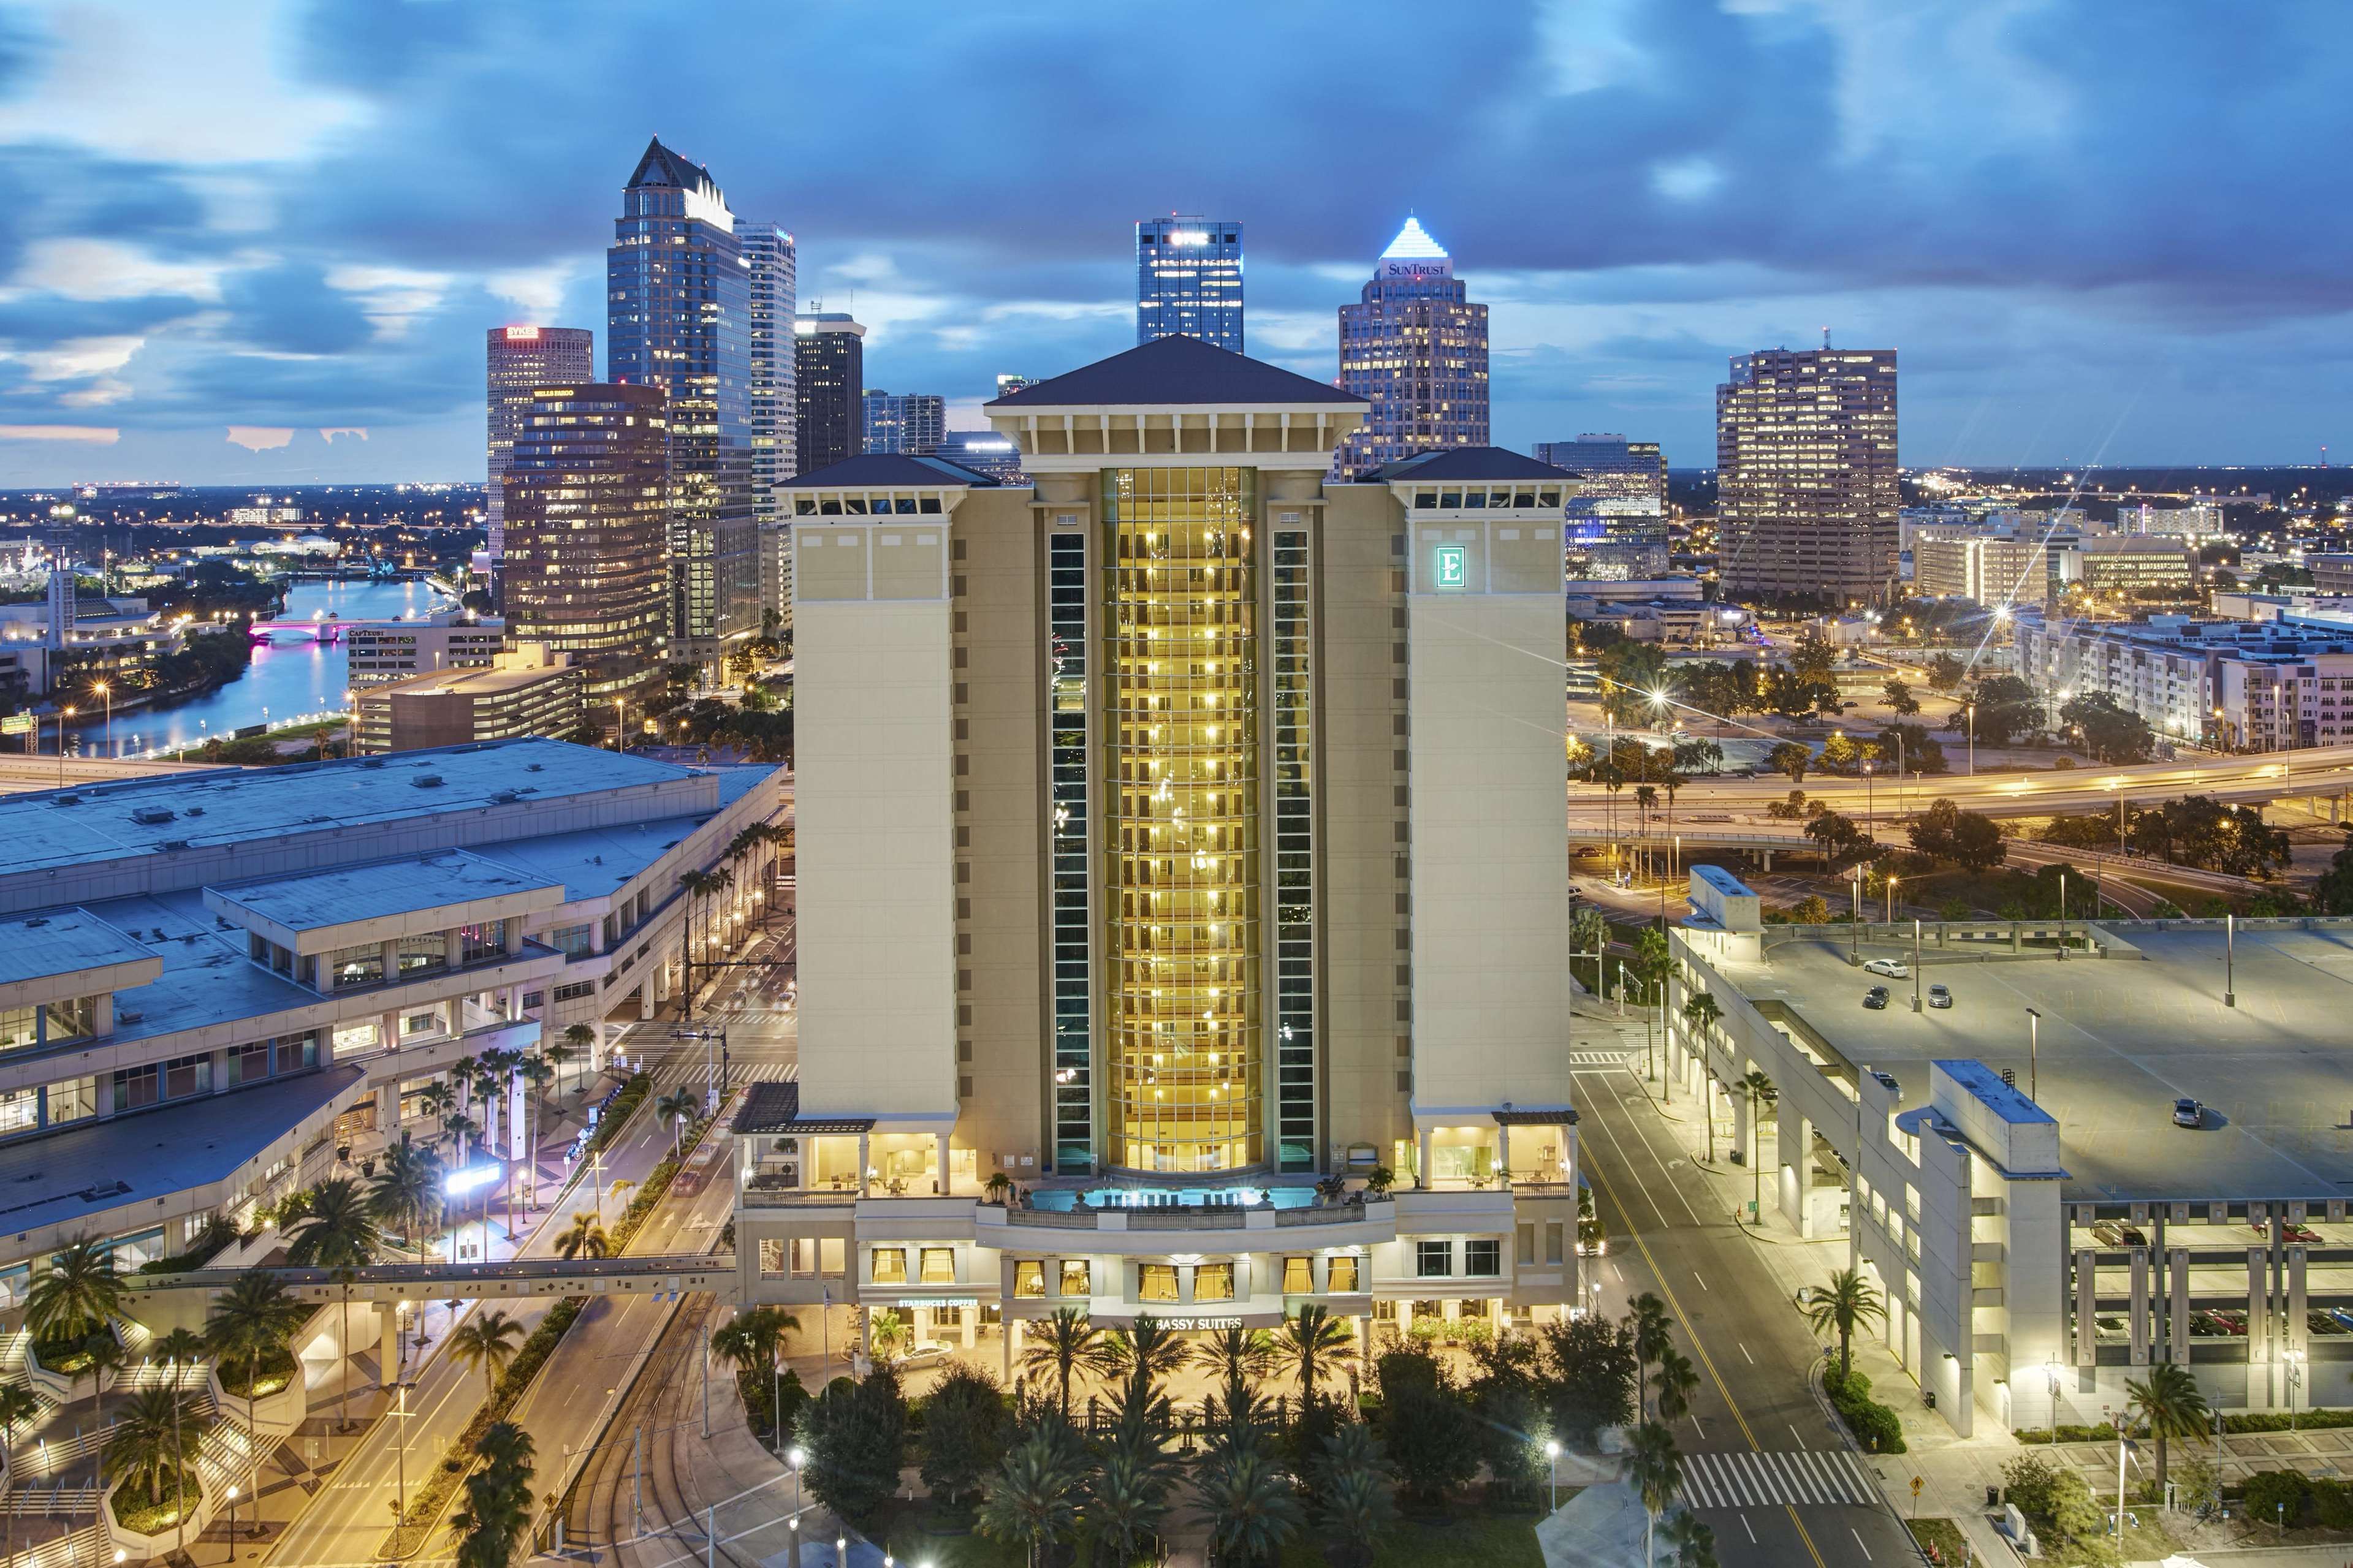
[{"x1": 1609, "y1": 1061, "x2": 2030, "y2": 1564}]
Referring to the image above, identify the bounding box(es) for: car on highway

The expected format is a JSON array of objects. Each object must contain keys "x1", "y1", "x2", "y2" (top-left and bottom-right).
[
  {"x1": 1862, "y1": 958, "x2": 1910, "y2": 979},
  {"x1": 1863, "y1": 986, "x2": 1889, "y2": 1010},
  {"x1": 1927, "y1": 983, "x2": 1953, "y2": 1009},
  {"x1": 2173, "y1": 1097, "x2": 2202, "y2": 1129}
]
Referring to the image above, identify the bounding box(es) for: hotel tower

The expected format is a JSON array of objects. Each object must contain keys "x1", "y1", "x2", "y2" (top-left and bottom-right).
[{"x1": 732, "y1": 335, "x2": 1579, "y2": 1358}]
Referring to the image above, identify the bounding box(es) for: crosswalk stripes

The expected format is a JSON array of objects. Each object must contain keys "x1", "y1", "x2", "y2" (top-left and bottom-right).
[
  {"x1": 1678, "y1": 1449, "x2": 1880, "y2": 1509},
  {"x1": 1571, "y1": 1050, "x2": 1640, "y2": 1068}
]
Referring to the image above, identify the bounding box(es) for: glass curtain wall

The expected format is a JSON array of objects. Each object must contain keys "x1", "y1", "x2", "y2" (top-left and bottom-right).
[{"x1": 1103, "y1": 466, "x2": 1261, "y2": 1172}]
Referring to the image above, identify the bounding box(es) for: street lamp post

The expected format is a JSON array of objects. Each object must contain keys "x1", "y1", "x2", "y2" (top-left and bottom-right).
[
  {"x1": 2287, "y1": 1347, "x2": 2305, "y2": 1431},
  {"x1": 2046, "y1": 1357, "x2": 2062, "y2": 1445},
  {"x1": 92, "y1": 681, "x2": 108, "y2": 757},
  {"x1": 56, "y1": 706, "x2": 74, "y2": 785},
  {"x1": 2225, "y1": 912, "x2": 2237, "y2": 1009},
  {"x1": 2026, "y1": 1007, "x2": 2041, "y2": 1102},
  {"x1": 1545, "y1": 1439, "x2": 1561, "y2": 1512}
]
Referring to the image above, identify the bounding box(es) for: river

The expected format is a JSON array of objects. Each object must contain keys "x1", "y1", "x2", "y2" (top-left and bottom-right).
[{"x1": 78, "y1": 579, "x2": 455, "y2": 757}]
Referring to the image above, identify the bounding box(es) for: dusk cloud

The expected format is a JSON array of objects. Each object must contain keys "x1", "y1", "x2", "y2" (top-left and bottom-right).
[{"x1": 0, "y1": 0, "x2": 2344, "y2": 482}]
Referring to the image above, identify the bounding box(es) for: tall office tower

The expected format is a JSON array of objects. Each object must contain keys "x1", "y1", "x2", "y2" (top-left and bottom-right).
[
  {"x1": 1332, "y1": 218, "x2": 1489, "y2": 479},
  {"x1": 485, "y1": 326, "x2": 594, "y2": 569},
  {"x1": 1534, "y1": 435, "x2": 1666, "y2": 508},
  {"x1": 794, "y1": 312, "x2": 865, "y2": 474},
  {"x1": 501, "y1": 383, "x2": 670, "y2": 708},
  {"x1": 1135, "y1": 216, "x2": 1244, "y2": 352},
  {"x1": 1538, "y1": 435, "x2": 1669, "y2": 582},
  {"x1": 1716, "y1": 347, "x2": 1899, "y2": 605},
  {"x1": 861, "y1": 390, "x2": 947, "y2": 456},
  {"x1": 742, "y1": 224, "x2": 799, "y2": 629},
  {"x1": 607, "y1": 137, "x2": 756, "y2": 662},
  {"x1": 737, "y1": 335, "x2": 1577, "y2": 1348}
]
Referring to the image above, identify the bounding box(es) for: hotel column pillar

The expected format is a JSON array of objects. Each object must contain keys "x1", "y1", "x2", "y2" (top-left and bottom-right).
[
  {"x1": 1417, "y1": 1127, "x2": 1434, "y2": 1189},
  {"x1": 936, "y1": 1133, "x2": 951, "y2": 1196}
]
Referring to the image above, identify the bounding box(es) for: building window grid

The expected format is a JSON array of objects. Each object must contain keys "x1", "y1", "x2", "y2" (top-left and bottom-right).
[
  {"x1": 1271, "y1": 529, "x2": 1315, "y2": 1172},
  {"x1": 1047, "y1": 532, "x2": 1095, "y2": 1172},
  {"x1": 1102, "y1": 466, "x2": 1262, "y2": 1174}
]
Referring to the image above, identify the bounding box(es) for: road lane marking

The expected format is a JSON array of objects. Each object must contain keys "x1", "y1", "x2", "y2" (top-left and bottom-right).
[
  {"x1": 1742, "y1": 1517, "x2": 1757, "y2": 1543},
  {"x1": 1853, "y1": 1528, "x2": 1873, "y2": 1559},
  {"x1": 1694, "y1": 1270, "x2": 1708, "y2": 1290},
  {"x1": 1584, "y1": 1154, "x2": 1830, "y2": 1568},
  {"x1": 1741, "y1": 1343, "x2": 1754, "y2": 1364}
]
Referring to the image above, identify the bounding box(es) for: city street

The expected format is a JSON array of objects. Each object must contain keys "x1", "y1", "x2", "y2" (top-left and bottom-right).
[{"x1": 1576, "y1": 1061, "x2": 1918, "y2": 1568}]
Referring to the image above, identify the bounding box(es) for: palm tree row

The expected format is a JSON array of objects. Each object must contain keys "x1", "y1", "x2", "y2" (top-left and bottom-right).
[
  {"x1": 1016, "y1": 1305, "x2": 1359, "y2": 1426},
  {"x1": 1625, "y1": 1291, "x2": 1719, "y2": 1568}
]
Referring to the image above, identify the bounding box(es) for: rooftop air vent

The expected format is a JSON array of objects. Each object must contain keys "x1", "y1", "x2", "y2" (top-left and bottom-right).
[
  {"x1": 116, "y1": 1011, "x2": 142, "y2": 1026},
  {"x1": 22, "y1": 917, "x2": 45, "y2": 928},
  {"x1": 184, "y1": 806, "x2": 203, "y2": 817},
  {"x1": 361, "y1": 759, "x2": 386, "y2": 770},
  {"x1": 160, "y1": 839, "x2": 192, "y2": 852},
  {"x1": 131, "y1": 806, "x2": 175, "y2": 825},
  {"x1": 492, "y1": 790, "x2": 521, "y2": 804},
  {"x1": 412, "y1": 775, "x2": 444, "y2": 789},
  {"x1": 50, "y1": 794, "x2": 81, "y2": 806},
  {"x1": 526, "y1": 763, "x2": 544, "y2": 773}
]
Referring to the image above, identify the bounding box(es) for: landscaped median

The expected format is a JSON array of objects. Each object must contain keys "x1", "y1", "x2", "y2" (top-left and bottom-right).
[
  {"x1": 373, "y1": 1091, "x2": 720, "y2": 1561},
  {"x1": 1821, "y1": 1364, "x2": 1907, "y2": 1453}
]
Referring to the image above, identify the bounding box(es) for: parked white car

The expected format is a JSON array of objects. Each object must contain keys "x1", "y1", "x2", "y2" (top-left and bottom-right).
[{"x1": 1862, "y1": 958, "x2": 1910, "y2": 979}]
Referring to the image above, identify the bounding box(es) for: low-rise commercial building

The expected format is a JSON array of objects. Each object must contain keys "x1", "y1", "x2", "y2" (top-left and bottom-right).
[
  {"x1": 0, "y1": 740, "x2": 782, "y2": 1298},
  {"x1": 354, "y1": 645, "x2": 585, "y2": 753},
  {"x1": 343, "y1": 611, "x2": 506, "y2": 686},
  {"x1": 1667, "y1": 887, "x2": 2353, "y2": 1436}
]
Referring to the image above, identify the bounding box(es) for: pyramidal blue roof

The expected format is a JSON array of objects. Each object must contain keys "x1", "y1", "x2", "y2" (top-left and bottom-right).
[
  {"x1": 985, "y1": 334, "x2": 1365, "y2": 409},
  {"x1": 627, "y1": 137, "x2": 721, "y2": 197},
  {"x1": 1381, "y1": 216, "x2": 1450, "y2": 260},
  {"x1": 783, "y1": 453, "x2": 997, "y2": 488},
  {"x1": 1373, "y1": 447, "x2": 1576, "y2": 482}
]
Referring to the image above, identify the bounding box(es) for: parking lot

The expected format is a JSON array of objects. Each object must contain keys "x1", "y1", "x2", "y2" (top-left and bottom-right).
[{"x1": 1730, "y1": 924, "x2": 2353, "y2": 1204}]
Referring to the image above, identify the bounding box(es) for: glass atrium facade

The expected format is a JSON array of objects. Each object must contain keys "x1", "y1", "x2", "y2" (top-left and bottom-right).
[{"x1": 1101, "y1": 466, "x2": 1261, "y2": 1172}]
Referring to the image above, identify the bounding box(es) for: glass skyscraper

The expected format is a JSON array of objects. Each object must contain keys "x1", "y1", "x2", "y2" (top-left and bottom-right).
[
  {"x1": 742, "y1": 222, "x2": 797, "y2": 626},
  {"x1": 861, "y1": 390, "x2": 946, "y2": 455},
  {"x1": 1332, "y1": 218, "x2": 1489, "y2": 479},
  {"x1": 606, "y1": 137, "x2": 758, "y2": 661},
  {"x1": 1716, "y1": 347, "x2": 1899, "y2": 605},
  {"x1": 794, "y1": 312, "x2": 865, "y2": 474},
  {"x1": 1135, "y1": 216, "x2": 1244, "y2": 352},
  {"x1": 485, "y1": 326, "x2": 593, "y2": 574}
]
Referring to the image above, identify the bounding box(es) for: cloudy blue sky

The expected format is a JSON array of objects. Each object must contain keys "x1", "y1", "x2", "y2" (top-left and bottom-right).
[{"x1": 0, "y1": 0, "x2": 2344, "y2": 483}]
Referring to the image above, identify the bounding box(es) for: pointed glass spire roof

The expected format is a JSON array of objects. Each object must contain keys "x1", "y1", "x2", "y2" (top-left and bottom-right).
[{"x1": 1380, "y1": 216, "x2": 1450, "y2": 260}]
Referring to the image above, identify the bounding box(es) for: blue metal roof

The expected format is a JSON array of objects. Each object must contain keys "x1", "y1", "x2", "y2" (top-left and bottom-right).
[
  {"x1": 782, "y1": 453, "x2": 997, "y2": 489},
  {"x1": 985, "y1": 333, "x2": 1366, "y2": 409},
  {"x1": 210, "y1": 851, "x2": 565, "y2": 934},
  {"x1": 1374, "y1": 447, "x2": 1579, "y2": 482},
  {"x1": 0, "y1": 908, "x2": 153, "y2": 990}
]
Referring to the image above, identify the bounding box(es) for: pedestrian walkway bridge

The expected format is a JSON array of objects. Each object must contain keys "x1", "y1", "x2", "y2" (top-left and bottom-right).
[{"x1": 123, "y1": 1254, "x2": 740, "y2": 1313}]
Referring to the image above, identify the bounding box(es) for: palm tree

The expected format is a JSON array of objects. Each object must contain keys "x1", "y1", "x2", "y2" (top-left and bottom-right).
[
  {"x1": 449, "y1": 1418, "x2": 536, "y2": 1568},
  {"x1": 205, "y1": 1269, "x2": 306, "y2": 1534},
  {"x1": 1738, "y1": 1070, "x2": 1779, "y2": 1224},
  {"x1": 1630, "y1": 1292, "x2": 1672, "y2": 1415},
  {"x1": 102, "y1": 1384, "x2": 210, "y2": 1537},
  {"x1": 710, "y1": 1306, "x2": 799, "y2": 1447},
  {"x1": 655, "y1": 1088, "x2": 698, "y2": 1159},
  {"x1": 561, "y1": 1022, "x2": 597, "y2": 1090},
  {"x1": 82, "y1": 1329, "x2": 126, "y2": 1437},
  {"x1": 1799, "y1": 1268, "x2": 1887, "y2": 1384},
  {"x1": 1093, "y1": 1314, "x2": 1187, "y2": 1399},
  {"x1": 976, "y1": 1426, "x2": 1084, "y2": 1568},
  {"x1": 441, "y1": 1109, "x2": 482, "y2": 1168},
  {"x1": 1654, "y1": 1347, "x2": 1700, "y2": 1425},
  {"x1": 26, "y1": 1236, "x2": 124, "y2": 1350},
  {"x1": 1198, "y1": 1440, "x2": 1304, "y2": 1568},
  {"x1": 1017, "y1": 1306, "x2": 1103, "y2": 1419},
  {"x1": 1662, "y1": 1509, "x2": 1720, "y2": 1568},
  {"x1": 0, "y1": 1382, "x2": 37, "y2": 1558},
  {"x1": 519, "y1": 1053, "x2": 557, "y2": 1206},
  {"x1": 1278, "y1": 1302, "x2": 1358, "y2": 1407},
  {"x1": 1681, "y1": 991, "x2": 1725, "y2": 1157},
  {"x1": 447, "y1": 1309, "x2": 525, "y2": 1399},
  {"x1": 149, "y1": 1328, "x2": 206, "y2": 1560},
  {"x1": 416, "y1": 1080, "x2": 457, "y2": 1145},
  {"x1": 1190, "y1": 1324, "x2": 1280, "y2": 1389},
  {"x1": 369, "y1": 1132, "x2": 444, "y2": 1257},
  {"x1": 555, "y1": 1211, "x2": 611, "y2": 1261},
  {"x1": 1313, "y1": 1423, "x2": 1397, "y2": 1568},
  {"x1": 1093, "y1": 1436, "x2": 1177, "y2": 1568},
  {"x1": 1629, "y1": 1422, "x2": 1683, "y2": 1568},
  {"x1": 285, "y1": 1176, "x2": 382, "y2": 1430},
  {"x1": 2127, "y1": 1361, "x2": 2211, "y2": 1494}
]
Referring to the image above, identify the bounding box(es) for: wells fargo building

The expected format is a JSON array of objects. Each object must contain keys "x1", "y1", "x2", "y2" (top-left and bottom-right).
[{"x1": 733, "y1": 335, "x2": 1580, "y2": 1357}]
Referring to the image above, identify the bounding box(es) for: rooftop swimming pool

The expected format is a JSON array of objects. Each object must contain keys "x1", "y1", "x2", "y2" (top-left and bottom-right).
[{"x1": 1028, "y1": 1185, "x2": 1315, "y2": 1212}]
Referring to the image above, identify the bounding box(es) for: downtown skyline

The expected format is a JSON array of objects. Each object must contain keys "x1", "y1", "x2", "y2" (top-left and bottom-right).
[{"x1": 0, "y1": 0, "x2": 2346, "y2": 482}]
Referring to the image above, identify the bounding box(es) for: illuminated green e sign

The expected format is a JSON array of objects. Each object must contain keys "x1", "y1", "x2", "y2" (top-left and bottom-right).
[{"x1": 1433, "y1": 543, "x2": 1467, "y2": 590}]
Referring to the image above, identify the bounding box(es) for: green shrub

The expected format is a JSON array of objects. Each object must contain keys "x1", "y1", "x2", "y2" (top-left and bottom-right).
[
  {"x1": 2245, "y1": 1468, "x2": 2312, "y2": 1526},
  {"x1": 1822, "y1": 1366, "x2": 1907, "y2": 1454}
]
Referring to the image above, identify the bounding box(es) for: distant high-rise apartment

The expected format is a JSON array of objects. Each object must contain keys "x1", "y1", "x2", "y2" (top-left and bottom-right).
[
  {"x1": 861, "y1": 390, "x2": 946, "y2": 456},
  {"x1": 1332, "y1": 218, "x2": 1488, "y2": 478},
  {"x1": 930, "y1": 428, "x2": 1025, "y2": 484},
  {"x1": 607, "y1": 138, "x2": 757, "y2": 661},
  {"x1": 485, "y1": 326, "x2": 593, "y2": 570},
  {"x1": 794, "y1": 312, "x2": 865, "y2": 474},
  {"x1": 501, "y1": 382, "x2": 670, "y2": 707},
  {"x1": 742, "y1": 223, "x2": 799, "y2": 628},
  {"x1": 1716, "y1": 347, "x2": 1899, "y2": 605},
  {"x1": 1135, "y1": 216, "x2": 1244, "y2": 352}
]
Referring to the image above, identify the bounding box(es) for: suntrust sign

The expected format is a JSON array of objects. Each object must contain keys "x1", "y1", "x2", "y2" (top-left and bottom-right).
[{"x1": 1382, "y1": 259, "x2": 1453, "y2": 281}]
